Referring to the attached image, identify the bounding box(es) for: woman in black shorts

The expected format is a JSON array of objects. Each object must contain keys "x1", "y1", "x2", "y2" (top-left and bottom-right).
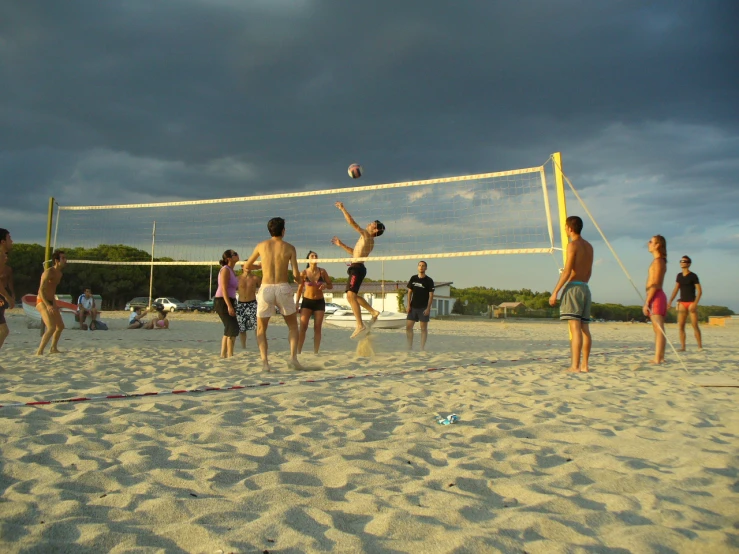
[
  {"x1": 214, "y1": 249, "x2": 240, "y2": 358},
  {"x1": 295, "y1": 251, "x2": 333, "y2": 354}
]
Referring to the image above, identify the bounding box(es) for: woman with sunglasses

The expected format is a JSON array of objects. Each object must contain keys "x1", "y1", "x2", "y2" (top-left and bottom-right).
[
  {"x1": 668, "y1": 255, "x2": 702, "y2": 351},
  {"x1": 644, "y1": 235, "x2": 668, "y2": 364}
]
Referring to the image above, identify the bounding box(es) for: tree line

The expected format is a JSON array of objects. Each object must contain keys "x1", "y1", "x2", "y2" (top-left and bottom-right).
[
  {"x1": 8, "y1": 244, "x2": 214, "y2": 309},
  {"x1": 6, "y1": 243, "x2": 734, "y2": 321},
  {"x1": 449, "y1": 285, "x2": 734, "y2": 323}
]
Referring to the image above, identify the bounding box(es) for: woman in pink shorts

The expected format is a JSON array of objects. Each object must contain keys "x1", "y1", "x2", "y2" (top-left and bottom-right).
[{"x1": 644, "y1": 235, "x2": 668, "y2": 364}]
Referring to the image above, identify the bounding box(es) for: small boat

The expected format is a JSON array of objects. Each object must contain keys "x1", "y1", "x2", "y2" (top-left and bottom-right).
[
  {"x1": 325, "y1": 310, "x2": 407, "y2": 329},
  {"x1": 22, "y1": 294, "x2": 80, "y2": 327}
]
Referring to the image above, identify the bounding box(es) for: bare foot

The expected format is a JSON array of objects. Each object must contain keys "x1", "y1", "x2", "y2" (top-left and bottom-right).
[
  {"x1": 678, "y1": 348, "x2": 686, "y2": 352},
  {"x1": 648, "y1": 359, "x2": 664, "y2": 365},
  {"x1": 262, "y1": 361, "x2": 271, "y2": 373},
  {"x1": 368, "y1": 310, "x2": 380, "y2": 327},
  {"x1": 287, "y1": 358, "x2": 304, "y2": 370},
  {"x1": 565, "y1": 366, "x2": 581, "y2": 373},
  {"x1": 350, "y1": 326, "x2": 367, "y2": 339},
  {"x1": 35, "y1": 350, "x2": 44, "y2": 356},
  {"x1": 580, "y1": 366, "x2": 589, "y2": 373},
  {"x1": 49, "y1": 348, "x2": 62, "y2": 354}
]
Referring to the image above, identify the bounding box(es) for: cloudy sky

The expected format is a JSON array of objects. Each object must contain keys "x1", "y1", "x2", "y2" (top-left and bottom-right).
[{"x1": 2, "y1": 1, "x2": 737, "y2": 309}]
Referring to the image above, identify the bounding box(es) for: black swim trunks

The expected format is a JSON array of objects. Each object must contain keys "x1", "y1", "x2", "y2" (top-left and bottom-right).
[
  {"x1": 214, "y1": 297, "x2": 239, "y2": 337},
  {"x1": 301, "y1": 297, "x2": 326, "y2": 312},
  {"x1": 346, "y1": 263, "x2": 367, "y2": 294}
]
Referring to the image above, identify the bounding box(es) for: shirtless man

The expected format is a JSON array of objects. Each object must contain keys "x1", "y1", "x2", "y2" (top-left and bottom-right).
[
  {"x1": 0, "y1": 228, "x2": 14, "y2": 353},
  {"x1": 331, "y1": 201, "x2": 385, "y2": 339},
  {"x1": 644, "y1": 235, "x2": 668, "y2": 364},
  {"x1": 36, "y1": 250, "x2": 67, "y2": 356},
  {"x1": 243, "y1": 217, "x2": 303, "y2": 371},
  {"x1": 236, "y1": 262, "x2": 261, "y2": 350},
  {"x1": 549, "y1": 216, "x2": 594, "y2": 373}
]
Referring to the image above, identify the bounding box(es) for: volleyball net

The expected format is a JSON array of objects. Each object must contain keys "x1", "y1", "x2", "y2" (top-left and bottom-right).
[{"x1": 50, "y1": 154, "x2": 567, "y2": 266}]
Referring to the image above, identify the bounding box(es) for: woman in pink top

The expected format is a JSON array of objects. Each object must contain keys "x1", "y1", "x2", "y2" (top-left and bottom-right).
[{"x1": 215, "y1": 249, "x2": 240, "y2": 358}]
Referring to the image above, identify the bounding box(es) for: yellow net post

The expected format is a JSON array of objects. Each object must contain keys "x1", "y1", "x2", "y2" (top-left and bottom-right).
[
  {"x1": 44, "y1": 197, "x2": 55, "y2": 269},
  {"x1": 553, "y1": 152, "x2": 568, "y2": 265},
  {"x1": 552, "y1": 153, "x2": 570, "y2": 340}
]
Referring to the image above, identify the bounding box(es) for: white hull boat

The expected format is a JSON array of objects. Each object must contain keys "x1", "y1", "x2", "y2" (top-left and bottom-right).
[
  {"x1": 22, "y1": 294, "x2": 80, "y2": 327},
  {"x1": 325, "y1": 310, "x2": 407, "y2": 329}
]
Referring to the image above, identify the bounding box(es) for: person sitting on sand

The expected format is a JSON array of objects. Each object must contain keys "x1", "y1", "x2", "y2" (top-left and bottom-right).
[
  {"x1": 243, "y1": 217, "x2": 303, "y2": 372},
  {"x1": 296, "y1": 250, "x2": 333, "y2": 354},
  {"x1": 145, "y1": 304, "x2": 169, "y2": 330},
  {"x1": 36, "y1": 250, "x2": 67, "y2": 356},
  {"x1": 331, "y1": 201, "x2": 385, "y2": 339},
  {"x1": 127, "y1": 307, "x2": 148, "y2": 329},
  {"x1": 549, "y1": 216, "x2": 594, "y2": 373},
  {"x1": 77, "y1": 287, "x2": 99, "y2": 330}
]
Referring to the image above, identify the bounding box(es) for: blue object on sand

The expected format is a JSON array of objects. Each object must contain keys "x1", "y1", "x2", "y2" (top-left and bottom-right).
[{"x1": 436, "y1": 413, "x2": 460, "y2": 425}]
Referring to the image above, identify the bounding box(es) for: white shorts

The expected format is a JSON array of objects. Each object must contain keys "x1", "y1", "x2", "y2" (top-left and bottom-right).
[{"x1": 257, "y1": 283, "x2": 296, "y2": 318}]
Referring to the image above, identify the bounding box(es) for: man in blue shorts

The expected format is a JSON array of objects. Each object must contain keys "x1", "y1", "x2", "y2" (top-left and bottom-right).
[
  {"x1": 406, "y1": 261, "x2": 435, "y2": 351},
  {"x1": 549, "y1": 216, "x2": 594, "y2": 372}
]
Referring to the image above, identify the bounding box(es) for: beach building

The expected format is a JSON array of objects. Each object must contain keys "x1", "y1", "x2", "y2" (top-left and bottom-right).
[
  {"x1": 493, "y1": 301, "x2": 527, "y2": 319},
  {"x1": 326, "y1": 281, "x2": 454, "y2": 316},
  {"x1": 285, "y1": 280, "x2": 453, "y2": 316}
]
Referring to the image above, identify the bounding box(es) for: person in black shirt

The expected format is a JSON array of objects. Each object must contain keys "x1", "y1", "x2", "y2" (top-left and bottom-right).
[
  {"x1": 668, "y1": 255, "x2": 702, "y2": 350},
  {"x1": 406, "y1": 261, "x2": 435, "y2": 350}
]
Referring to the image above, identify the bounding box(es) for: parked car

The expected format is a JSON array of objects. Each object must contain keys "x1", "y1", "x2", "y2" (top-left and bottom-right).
[
  {"x1": 325, "y1": 302, "x2": 349, "y2": 314},
  {"x1": 154, "y1": 297, "x2": 188, "y2": 312},
  {"x1": 201, "y1": 299, "x2": 214, "y2": 312},
  {"x1": 184, "y1": 299, "x2": 213, "y2": 313},
  {"x1": 291, "y1": 302, "x2": 347, "y2": 314},
  {"x1": 124, "y1": 297, "x2": 150, "y2": 311}
]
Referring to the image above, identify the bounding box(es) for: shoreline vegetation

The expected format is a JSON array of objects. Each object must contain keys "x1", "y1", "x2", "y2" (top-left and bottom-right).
[{"x1": 7, "y1": 243, "x2": 734, "y2": 322}]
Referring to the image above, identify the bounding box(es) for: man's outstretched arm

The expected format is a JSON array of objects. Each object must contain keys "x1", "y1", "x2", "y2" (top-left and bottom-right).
[
  {"x1": 331, "y1": 236, "x2": 354, "y2": 256},
  {"x1": 335, "y1": 202, "x2": 364, "y2": 234}
]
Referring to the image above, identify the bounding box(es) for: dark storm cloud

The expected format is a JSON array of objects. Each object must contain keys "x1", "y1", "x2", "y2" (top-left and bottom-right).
[{"x1": 1, "y1": 0, "x2": 737, "y2": 239}]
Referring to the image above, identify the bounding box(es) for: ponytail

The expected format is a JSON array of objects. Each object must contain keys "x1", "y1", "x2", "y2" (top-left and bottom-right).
[{"x1": 220, "y1": 249, "x2": 236, "y2": 267}]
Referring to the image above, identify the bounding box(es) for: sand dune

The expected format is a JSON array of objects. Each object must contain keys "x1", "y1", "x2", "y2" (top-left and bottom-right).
[{"x1": 0, "y1": 309, "x2": 737, "y2": 553}]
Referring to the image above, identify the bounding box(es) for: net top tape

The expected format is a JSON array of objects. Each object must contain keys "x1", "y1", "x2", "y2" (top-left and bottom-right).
[{"x1": 58, "y1": 167, "x2": 544, "y2": 211}]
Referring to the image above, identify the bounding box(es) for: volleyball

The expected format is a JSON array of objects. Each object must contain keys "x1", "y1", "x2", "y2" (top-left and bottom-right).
[{"x1": 348, "y1": 163, "x2": 362, "y2": 179}]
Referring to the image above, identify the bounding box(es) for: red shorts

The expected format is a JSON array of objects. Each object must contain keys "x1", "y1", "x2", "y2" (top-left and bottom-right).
[
  {"x1": 649, "y1": 290, "x2": 667, "y2": 317},
  {"x1": 679, "y1": 301, "x2": 693, "y2": 310}
]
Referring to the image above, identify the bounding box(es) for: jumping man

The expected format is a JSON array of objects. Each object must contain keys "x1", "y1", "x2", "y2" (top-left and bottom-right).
[{"x1": 331, "y1": 201, "x2": 385, "y2": 339}]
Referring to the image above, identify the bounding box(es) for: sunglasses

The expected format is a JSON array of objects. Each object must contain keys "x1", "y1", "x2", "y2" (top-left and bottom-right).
[{"x1": 680, "y1": 260, "x2": 690, "y2": 264}]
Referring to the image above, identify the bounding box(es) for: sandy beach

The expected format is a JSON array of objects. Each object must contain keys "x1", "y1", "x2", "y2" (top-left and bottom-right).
[{"x1": 0, "y1": 309, "x2": 737, "y2": 553}]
